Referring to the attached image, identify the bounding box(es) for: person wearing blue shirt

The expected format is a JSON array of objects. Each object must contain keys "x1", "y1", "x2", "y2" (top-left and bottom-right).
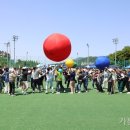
[
  {"x1": 3, "y1": 68, "x2": 9, "y2": 93},
  {"x1": 0, "y1": 68, "x2": 4, "y2": 93}
]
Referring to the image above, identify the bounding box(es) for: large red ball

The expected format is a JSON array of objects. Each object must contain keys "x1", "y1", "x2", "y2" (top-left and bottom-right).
[{"x1": 43, "y1": 33, "x2": 71, "y2": 62}]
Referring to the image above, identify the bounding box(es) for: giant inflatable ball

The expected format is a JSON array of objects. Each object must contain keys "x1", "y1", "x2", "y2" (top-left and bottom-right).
[
  {"x1": 43, "y1": 33, "x2": 71, "y2": 62},
  {"x1": 95, "y1": 56, "x2": 110, "y2": 70},
  {"x1": 65, "y1": 59, "x2": 74, "y2": 68}
]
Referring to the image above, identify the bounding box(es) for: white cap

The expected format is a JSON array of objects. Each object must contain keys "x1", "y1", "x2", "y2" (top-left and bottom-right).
[
  {"x1": 108, "y1": 68, "x2": 113, "y2": 72},
  {"x1": 9, "y1": 68, "x2": 14, "y2": 72},
  {"x1": 22, "y1": 66, "x2": 27, "y2": 69}
]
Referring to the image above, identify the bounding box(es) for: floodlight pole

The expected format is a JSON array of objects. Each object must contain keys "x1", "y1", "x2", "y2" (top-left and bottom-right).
[
  {"x1": 86, "y1": 43, "x2": 89, "y2": 65},
  {"x1": 112, "y1": 38, "x2": 118, "y2": 66},
  {"x1": 26, "y1": 51, "x2": 28, "y2": 61},
  {"x1": 4, "y1": 42, "x2": 10, "y2": 67},
  {"x1": 13, "y1": 35, "x2": 18, "y2": 65},
  {"x1": 77, "y1": 52, "x2": 78, "y2": 66}
]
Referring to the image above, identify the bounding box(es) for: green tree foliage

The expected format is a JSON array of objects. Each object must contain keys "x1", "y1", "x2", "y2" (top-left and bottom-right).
[
  {"x1": 0, "y1": 51, "x2": 10, "y2": 67},
  {"x1": 15, "y1": 59, "x2": 39, "y2": 68},
  {"x1": 122, "y1": 46, "x2": 130, "y2": 60},
  {"x1": 108, "y1": 46, "x2": 130, "y2": 66},
  {"x1": 0, "y1": 57, "x2": 8, "y2": 67},
  {"x1": 0, "y1": 50, "x2": 39, "y2": 67}
]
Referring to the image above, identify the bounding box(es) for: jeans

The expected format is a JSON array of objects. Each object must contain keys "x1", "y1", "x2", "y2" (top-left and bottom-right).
[
  {"x1": 82, "y1": 79, "x2": 88, "y2": 91},
  {"x1": 56, "y1": 81, "x2": 64, "y2": 92},
  {"x1": 76, "y1": 80, "x2": 82, "y2": 92},
  {"x1": 108, "y1": 81, "x2": 113, "y2": 93},
  {"x1": 33, "y1": 79, "x2": 41, "y2": 91},
  {"x1": 118, "y1": 80, "x2": 124, "y2": 92},
  {"x1": 0, "y1": 82, "x2": 2, "y2": 92},
  {"x1": 46, "y1": 79, "x2": 53, "y2": 91},
  {"x1": 9, "y1": 81, "x2": 15, "y2": 95}
]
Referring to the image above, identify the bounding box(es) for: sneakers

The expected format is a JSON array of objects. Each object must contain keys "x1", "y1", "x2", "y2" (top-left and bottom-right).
[
  {"x1": 107, "y1": 92, "x2": 110, "y2": 95},
  {"x1": 127, "y1": 92, "x2": 130, "y2": 94},
  {"x1": 38, "y1": 90, "x2": 41, "y2": 93},
  {"x1": 56, "y1": 92, "x2": 60, "y2": 94},
  {"x1": 11, "y1": 94, "x2": 16, "y2": 96},
  {"x1": 51, "y1": 89, "x2": 54, "y2": 94}
]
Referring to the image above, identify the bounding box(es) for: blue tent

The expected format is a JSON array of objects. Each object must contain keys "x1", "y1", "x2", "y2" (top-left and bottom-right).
[
  {"x1": 125, "y1": 65, "x2": 130, "y2": 69},
  {"x1": 36, "y1": 63, "x2": 44, "y2": 68},
  {"x1": 109, "y1": 65, "x2": 120, "y2": 69},
  {"x1": 85, "y1": 64, "x2": 96, "y2": 69}
]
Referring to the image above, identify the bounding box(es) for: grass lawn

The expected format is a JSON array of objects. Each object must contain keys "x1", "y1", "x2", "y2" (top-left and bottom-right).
[{"x1": 0, "y1": 82, "x2": 130, "y2": 130}]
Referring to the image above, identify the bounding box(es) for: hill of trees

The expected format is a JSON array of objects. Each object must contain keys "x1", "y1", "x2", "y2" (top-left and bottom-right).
[{"x1": 108, "y1": 46, "x2": 130, "y2": 67}]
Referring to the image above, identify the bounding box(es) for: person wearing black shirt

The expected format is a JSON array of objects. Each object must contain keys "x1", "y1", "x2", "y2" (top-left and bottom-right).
[
  {"x1": 82, "y1": 69, "x2": 89, "y2": 92},
  {"x1": 107, "y1": 69, "x2": 114, "y2": 94},
  {"x1": 126, "y1": 69, "x2": 130, "y2": 94}
]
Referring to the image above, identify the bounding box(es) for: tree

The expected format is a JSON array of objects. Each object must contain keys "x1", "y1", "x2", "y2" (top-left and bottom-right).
[
  {"x1": 0, "y1": 57, "x2": 8, "y2": 67},
  {"x1": 122, "y1": 46, "x2": 130, "y2": 60}
]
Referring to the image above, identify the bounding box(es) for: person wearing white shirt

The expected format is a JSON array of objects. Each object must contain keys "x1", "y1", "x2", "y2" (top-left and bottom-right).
[
  {"x1": 45, "y1": 67, "x2": 55, "y2": 94},
  {"x1": 102, "y1": 69, "x2": 109, "y2": 89}
]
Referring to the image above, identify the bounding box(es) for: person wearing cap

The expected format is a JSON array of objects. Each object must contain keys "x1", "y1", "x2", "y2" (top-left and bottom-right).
[{"x1": 55, "y1": 68, "x2": 65, "y2": 94}]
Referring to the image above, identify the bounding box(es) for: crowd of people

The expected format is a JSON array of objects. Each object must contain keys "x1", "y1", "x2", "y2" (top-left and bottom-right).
[{"x1": 0, "y1": 65, "x2": 130, "y2": 96}]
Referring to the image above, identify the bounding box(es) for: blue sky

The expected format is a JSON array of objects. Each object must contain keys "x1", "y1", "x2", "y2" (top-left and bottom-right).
[{"x1": 0, "y1": 0, "x2": 130, "y2": 64}]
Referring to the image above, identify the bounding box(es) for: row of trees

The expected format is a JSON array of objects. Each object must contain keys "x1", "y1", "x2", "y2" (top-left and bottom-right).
[
  {"x1": 0, "y1": 46, "x2": 130, "y2": 68},
  {"x1": 0, "y1": 51, "x2": 39, "y2": 68},
  {"x1": 15, "y1": 59, "x2": 39, "y2": 68}
]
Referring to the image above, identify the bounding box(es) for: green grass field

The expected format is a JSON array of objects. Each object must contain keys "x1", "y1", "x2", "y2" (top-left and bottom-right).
[{"x1": 0, "y1": 82, "x2": 130, "y2": 130}]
